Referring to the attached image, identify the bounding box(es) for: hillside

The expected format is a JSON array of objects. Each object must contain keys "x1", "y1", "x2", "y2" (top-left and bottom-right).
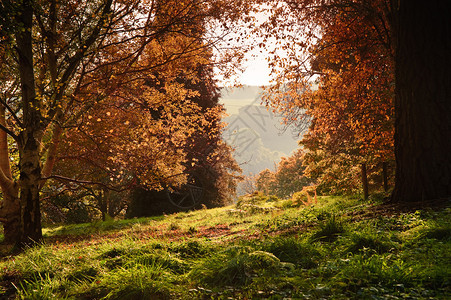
[
  {"x1": 220, "y1": 86, "x2": 300, "y2": 176},
  {"x1": 1, "y1": 195, "x2": 449, "y2": 299}
]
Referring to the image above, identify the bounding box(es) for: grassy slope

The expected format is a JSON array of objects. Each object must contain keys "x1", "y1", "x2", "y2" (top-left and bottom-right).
[{"x1": 0, "y1": 194, "x2": 450, "y2": 299}]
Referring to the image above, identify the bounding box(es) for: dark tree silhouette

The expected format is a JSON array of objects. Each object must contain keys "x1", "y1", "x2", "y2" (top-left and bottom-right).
[{"x1": 391, "y1": 0, "x2": 451, "y2": 202}]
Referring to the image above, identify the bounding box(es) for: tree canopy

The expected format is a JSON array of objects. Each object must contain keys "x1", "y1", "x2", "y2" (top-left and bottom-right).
[
  {"x1": 258, "y1": 0, "x2": 450, "y2": 201},
  {"x1": 1, "y1": 0, "x2": 450, "y2": 247},
  {"x1": 0, "y1": 0, "x2": 254, "y2": 245},
  {"x1": 256, "y1": 0, "x2": 394, "y2": 194}
]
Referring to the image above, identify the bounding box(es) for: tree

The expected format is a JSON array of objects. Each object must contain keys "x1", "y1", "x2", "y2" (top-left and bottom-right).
[
  {"x1": 259, "y1": 0, "x2": 450, "y2": 201},
  {"x1": 54, "y1": 52, "x2": 241, "y2": 218},
  {"x1": 390, "y1": 0, "x2": 451, "y2": 202},
  {"x1": 256, "y1": 169, "x2": 276, "y2": 196},
  {"x1": 258, "y1": 0, "x2": 394, "y2": 195},
  {"x1": 256, "y1": 149, "x2": 310, "y2": 198},
  {"x1": 50, "y1": 2, "x2": 241, "y2": 217},
  {"x1": 0, "y1": 0, "x2": 253, "y2": 246}
]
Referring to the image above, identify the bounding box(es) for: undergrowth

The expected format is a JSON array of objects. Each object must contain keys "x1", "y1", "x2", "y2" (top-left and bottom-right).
[{"x1": 0, "y1": 195, "x2": 449, "y2": 299}]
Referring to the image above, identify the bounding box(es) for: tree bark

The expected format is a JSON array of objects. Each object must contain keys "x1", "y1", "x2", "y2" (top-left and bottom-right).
[
  {"x1": 0, "y1": 191, "x2": 20, "y2": 244},
  {"x1": 18, "y1": 133, "x2": 43, "y2": 244},
  {"x1": 99, "y1": 189, "x2": 108, "y2": 221},
  {"x1": 391, "y1": 1, "x2": 451, "y2": 202},
  {"x1": 0, "y1": 107, "x2": 20, "y2": 243},
  {"x1": 15, "y1": 0, "x2": 43, "y2": 245},
  {"x1": 382, "y1": 161, "x2": 389, "y2": 192},
  {"x1": 41, "y1": 124, "x2": 63, "y2": 185}
]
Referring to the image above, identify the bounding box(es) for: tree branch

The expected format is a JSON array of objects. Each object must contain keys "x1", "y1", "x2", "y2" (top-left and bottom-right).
[
  {"x1": 46, "y1": 0, "x2": 114, "y2": 123},
  {"x1": 0, "y1": 123, "x2": 18, "y2": 142},
  {"x1": 42, "y1": 174, "x2": 134, "y2": 193},
  {"x1": 40, "y1": 122, "x2": 63, "y2": 189},
  {"x1": 0, "y1": 96, "x2": 24, "y2": 128}
]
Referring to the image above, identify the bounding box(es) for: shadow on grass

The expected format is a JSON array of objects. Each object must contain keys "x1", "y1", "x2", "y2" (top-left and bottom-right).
[{"x1": 41, "y1": 216, "x2": 164, "y2": 244}]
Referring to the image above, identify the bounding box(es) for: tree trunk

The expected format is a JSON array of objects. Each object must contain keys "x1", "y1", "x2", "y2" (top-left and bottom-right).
[
  {"x1": 361, "y1": 163, "x2": 369, "y2": 200},
  {"x1": 0, "y1": 106, "x2": 20, "y2": 243},
  {"x1": 391, "y1": 1, "x2": 451, "y2": 202},
  {"x1": 100, "y1": 196, "x2": 107, "y2": 222},
  {"x1": 382, "y1": 161, "x2": 389, "y2": 192},
  {"x1": 1, "y1": 191, "x2": 20, "y2": 244},
  {"x1": 18, "y1": 135, "x2": 43, "y2": 245},
  {"x1": 15, "y1": 0, "x2": 43, "y2": 245}
]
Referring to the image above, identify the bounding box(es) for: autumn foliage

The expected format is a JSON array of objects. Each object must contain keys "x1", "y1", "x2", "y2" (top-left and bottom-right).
[
  {"x1": 2, "y1": 0, "x2": 447, "y2": 247},
  {"x1": 260, "y1": 0, "x2": 395, "y2": 194},
  {"x1": 256, "y1": 149, "x2": 310, "y2": 199},
  {"x1": 0, "y1": 0, "x2": 253, "y2": 244},
  {"x1": 44, "y1": 3, "x2": 242, "y2": 220}
]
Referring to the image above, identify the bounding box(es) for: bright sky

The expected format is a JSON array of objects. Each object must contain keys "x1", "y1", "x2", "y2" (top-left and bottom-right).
[
  {"x1": 239, "y1": 54, "x2": 272, "y2": 86},
  {"x1": 214, "y1": 49, "x2": 273, "y2": 87},
  {"x1": 213, "y1": 5, "x2": 276, "y2": 87}
]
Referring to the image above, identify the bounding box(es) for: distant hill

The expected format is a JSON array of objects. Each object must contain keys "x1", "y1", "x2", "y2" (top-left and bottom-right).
[
  {"x1": 219, "y1": 86, "x2": 265, "y2": 115},
  {"x1": 224, "y1": 105, "x2": 298, "y2": 155},
  {"x1": 220, "y1": 85, "x2": 264, "y2": 100},
  {"x1": 220, "y1": 86, "x2": 300, "y2": 179}
]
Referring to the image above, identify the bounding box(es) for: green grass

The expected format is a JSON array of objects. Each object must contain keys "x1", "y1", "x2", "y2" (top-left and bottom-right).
[{"x1": 1, "y1": 195, "x2": 450, "y2": 299}]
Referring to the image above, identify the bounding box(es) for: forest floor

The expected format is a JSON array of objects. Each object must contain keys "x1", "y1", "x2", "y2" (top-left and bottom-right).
[{"x1": 0, "y1": 194, "x2": 450, "y2": 299}]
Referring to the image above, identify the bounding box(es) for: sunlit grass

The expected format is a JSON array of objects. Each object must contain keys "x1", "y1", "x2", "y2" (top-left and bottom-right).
[{"x1": 1, "y1": 195, "x2": 449, "y2": 299}]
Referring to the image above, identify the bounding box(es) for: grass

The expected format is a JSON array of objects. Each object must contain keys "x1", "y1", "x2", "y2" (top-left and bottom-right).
[{"x1": 1, "y1": 195, "x2": 450, "y2": 299}]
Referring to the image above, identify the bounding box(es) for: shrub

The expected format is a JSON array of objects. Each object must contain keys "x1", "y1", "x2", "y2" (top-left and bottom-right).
[{"x1": 292, "y1": 188, "x2": 317, "y2": 207}]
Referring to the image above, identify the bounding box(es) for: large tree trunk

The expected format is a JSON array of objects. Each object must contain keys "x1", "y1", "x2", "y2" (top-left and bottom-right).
[
  {"x1": 15, "y1": 0, "x2": 43, "y2": 245},
  {"x1": 18, "y1": 134, "x2": 43, "y2": 244},
  {"x1": 0, "y1": 191, "x2": 20, "y2": 244},
  {"x1": 391, "y1": 1, "x2": 451, "y2": 202}
]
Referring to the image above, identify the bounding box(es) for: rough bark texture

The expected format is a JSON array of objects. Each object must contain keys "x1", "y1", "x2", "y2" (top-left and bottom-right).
[
  {"x1": 18, "y1": 135, "x2": 43, "y2": 244},
  {"x1": 391, "y1": 1, "x2": 451, "y2": 202},
  {"x1": 15, "y1": 0, "x2": 43, "y2": 244}
]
